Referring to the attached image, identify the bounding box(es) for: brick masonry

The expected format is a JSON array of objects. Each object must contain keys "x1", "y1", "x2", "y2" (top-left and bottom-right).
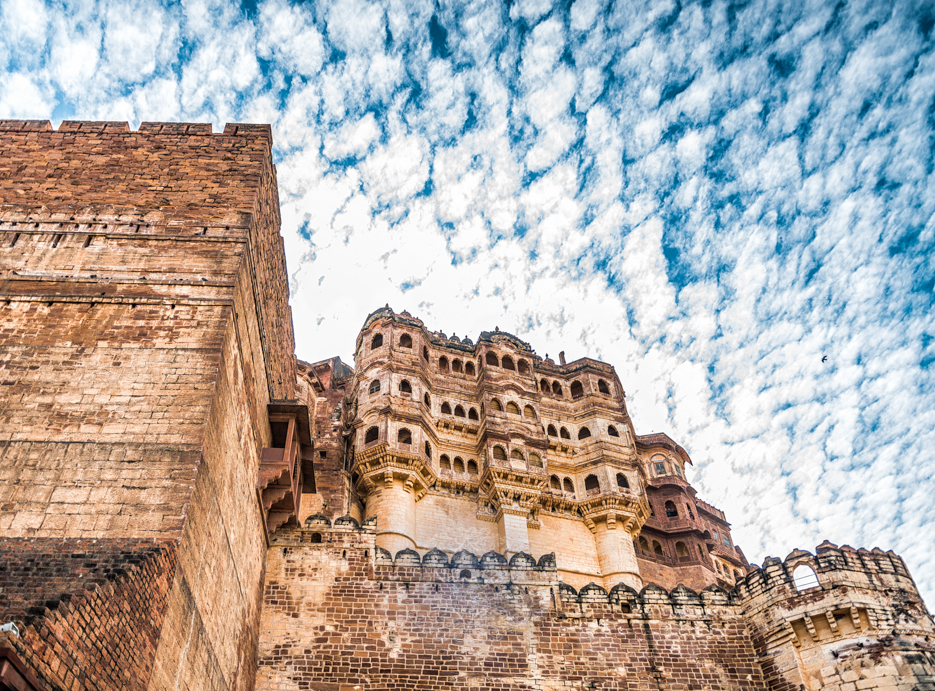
[
  {"x1": 257, "y1": 521, "x2": 767, "y2": 691},
  {"x1": 0, "y1": 120, "x2": 298, "y2": 691}
]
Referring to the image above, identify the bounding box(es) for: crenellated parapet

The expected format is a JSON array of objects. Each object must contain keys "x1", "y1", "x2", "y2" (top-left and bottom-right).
[
  {"x1": 736, "y1": 542, "x2": 935, "y2": 691},
  {"x1": 737, "y1": 541, "x2": 932, "y2": 633}
]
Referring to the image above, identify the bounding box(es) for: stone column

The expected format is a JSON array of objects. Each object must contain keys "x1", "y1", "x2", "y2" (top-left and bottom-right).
[
  {"x1": 594, "y1": 519, "x2": 642, "y2": 590},
  {"x1": 497, "y1": 507, "x2": 530, "y2": 557},
  {"x1": 366, "y1": 474, "x2": 417, "y2": 557}
]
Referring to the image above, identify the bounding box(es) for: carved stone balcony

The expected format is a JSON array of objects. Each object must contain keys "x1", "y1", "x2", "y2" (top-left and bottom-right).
[{"x1": 258, "y1": 401, "x2": 313, "y2": 537}]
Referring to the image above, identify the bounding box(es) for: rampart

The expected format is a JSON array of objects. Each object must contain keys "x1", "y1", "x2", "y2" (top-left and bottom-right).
[
  {"x1": 0, "y1": 120, "x2": 301, "y2": 691},
  {"x1": 737, "y1": 542, "x2": 935, "y2": 691},
  {"x1": 256, "y1": 516, "x2": 767, "y2": 690}
]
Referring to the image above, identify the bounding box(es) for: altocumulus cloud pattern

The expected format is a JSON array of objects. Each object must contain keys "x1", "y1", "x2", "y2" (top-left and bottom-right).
[{"x1": 2, "y1": 0, "x2": 934, "y2": 601}]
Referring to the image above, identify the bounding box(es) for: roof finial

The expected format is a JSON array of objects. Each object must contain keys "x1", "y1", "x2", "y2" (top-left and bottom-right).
[{"x1": 495, "y1": 326, "x2": 499, "y2": 331}]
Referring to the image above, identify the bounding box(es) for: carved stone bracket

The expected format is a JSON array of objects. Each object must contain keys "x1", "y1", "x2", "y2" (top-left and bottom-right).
[{"x1": 352, "y1": 444, "x2": 434, "y2": 500}]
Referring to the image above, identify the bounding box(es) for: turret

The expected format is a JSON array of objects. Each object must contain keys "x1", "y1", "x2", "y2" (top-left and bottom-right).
[{"x1": 737, "y1": 542, "x2": 935, "y2": 690}]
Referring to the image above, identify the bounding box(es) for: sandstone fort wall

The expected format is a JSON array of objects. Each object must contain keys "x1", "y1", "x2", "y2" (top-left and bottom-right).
[
  {"x1": 256, "y1": 519, "x2": 766, "y2": 691},
  {"x1": 0, "y1": 120, "x2": 298, "y2": 691}
]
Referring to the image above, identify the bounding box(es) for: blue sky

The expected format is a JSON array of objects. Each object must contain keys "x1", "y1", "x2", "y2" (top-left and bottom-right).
[{"x1": 2, "y1": 0, "x2": 934, "y2": 603}]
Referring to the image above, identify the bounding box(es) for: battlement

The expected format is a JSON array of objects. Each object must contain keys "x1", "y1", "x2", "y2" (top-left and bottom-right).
[
  {"x1": 0, "y1": 119, "x2": 270, "y2": 141},
  {"x1": 733, "y1": 543, "x2": 935, "y2": 690},
  {"x1": 738, "y1": 541, "x2": 923, "y2": 608}
]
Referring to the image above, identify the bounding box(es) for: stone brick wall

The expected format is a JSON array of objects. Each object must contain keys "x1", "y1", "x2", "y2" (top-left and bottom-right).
[
  {"x1": 0, "y1": 538, "x2": 177, "y2": 691},
  {"x1": 256, "y1": 520, "x2": 768, "y2": 690},
  {"x1": 737, "y1": 542, "x2": 935, "y2": 691},
  {"x1": 0, "y1": 120, "x2": 297, "y2": 691}
]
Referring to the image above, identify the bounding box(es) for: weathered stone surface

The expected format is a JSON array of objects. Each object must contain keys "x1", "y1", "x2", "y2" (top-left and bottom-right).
[{"x1": 0, "y1": 120, "x2": 297, "y2": 691}]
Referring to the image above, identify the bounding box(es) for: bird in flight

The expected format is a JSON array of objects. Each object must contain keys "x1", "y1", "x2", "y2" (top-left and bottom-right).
[{"x1": 821, "y1": 355, "x2": 828, "y2": 362}]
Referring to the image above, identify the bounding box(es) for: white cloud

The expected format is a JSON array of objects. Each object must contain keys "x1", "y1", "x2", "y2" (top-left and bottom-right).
[{"x1": 3, "y1": 0, "x2": 935, "y2": 606}]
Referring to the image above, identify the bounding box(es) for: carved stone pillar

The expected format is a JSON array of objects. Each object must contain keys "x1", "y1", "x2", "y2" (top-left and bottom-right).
[
  {"x1": 366, "y1": 473, "x2": 417, "y2": 556},
  {"x1": 594, "y1": 519, "x2": 642, "y2": 590}
]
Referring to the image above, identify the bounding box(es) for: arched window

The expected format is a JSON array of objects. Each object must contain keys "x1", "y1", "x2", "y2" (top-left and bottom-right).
[
  {"x1": 665, "y1": 501, "x2": 678, "y2": 517},
  {"x1": 467, "y1": 460, "x2": 478, "y2": 474},
  {"x1": 529, "y1": 453, "x2": 542, "y2": 468},
  {"x1": 578, "y1": 427, "x2": 591, "y2": 439},
  {"x1": 540, "y1": 378, "x2": 549, "y2": 392},
  {"x1": 399, "y1": 333, "x2": 412, "y2": 348},
  {"x1": 424, "y1": 441, "x2": 432, "y2": 457},
  {"x1": 490, "y1": 398, "x2": 502, "y2": 411},
  {"x1": 547, "y1": 424, "x2": 557, "y2": 436},
  {"x1": 523, "y1": 405, "x2": 536, "y2": 419},
  {"x1": 511, "y1": 449, "x2": 525, "y2": 461},
  {"x1": 454, "y1": 457, "x2": 465, "y2": 472},
  {"x1": 364, "y1": 426, "x2": 378, "y2": 444},
  {"x1": 734, "y1": 569, "x2": 742, "y2": 580},
  {"x1": 550, "y1": 475, "x2": 561, "y2": 490},
  {"x1": 441, "y1": 402, "x2": 452, "y2": 414},
  {"x1": 716, "y1": 561, "x2": 723, "y2": 574},
  {"x1": 562, "y1": 478, "x2": 574, "y2": 493},
  {"x1": 310, "y1": 532, "x2": 322, "y2": 544},
  {"x1": 676, "y1": 541, "x2": 688, "y2": 558},
  {"x1": 560, "y1": 427, "x2": 570, "y2": 439},
  {"x1": 598, "y1": 379, "x2": 610, "y2": 394},
  {"x1": 486, "y1": 352, "x2": 499, "y2": 367},
  {"x1": 400, "y1": 379, "x2": 412, "y2": 394},
  {"x1": 698, "y1": 544, "x2": 705, "y2": 559},
  {"x1": 570, "y1": 380, "x2": 584, "y2": 399},
  {"x1": 518, "y1": 359, "x2": 529, "y2": 374},
  {"x1": 452, "y1": 359, "x2": 463, "y2": 373},
  {"x1": 653, "y1": 541, "x2": 664, "y2": 557},
  {"x1": 608, "y1": 425, "x2": 619, "y2": 437},
  {"x1": 422, "y1": 346, "x2": 428, "y2": 360},
  {"x1": 424, "y1": 392, "x2": 431, "y2": 406},
  {"x1": 653, "y1": 460, "x2": 667, "y2": 476},
  {"x1": 584, "y1": 474, "x2": 599, "y2": 492},
  {"x1": 398, "y1": 428, "x2": 412, "y2": 445},
  {"x1": 493, "y1": 445, "x2": 507, "y2": 461},
  {"x1": 792, "y1": 564, "x2": 820, "y2": 591},
  {"x1": 506, "y1": 401, "x2": 520, "y2": 415},
  {"x1": 468, "y1": 407, "x2": 479, "y2": 420},
  {"x1": 639, "y1": 536, "x2": 650, "y2": 553},
  {"x1": 454, "y1": 405, "x2": 465, "y2": 417},
  {"x1": 616, "y1": 473, "x2": 629, "y2": 489},
  {"x1": 369, "y1": 380, "x2": 381, "y2": 394},
  {"x1": 371, "y1": 334, "x2": 383, "y2": 349},
  {"x1": 673, "y1": 463, "x2": 683, "y2": 479},
  {"x1": 439, "y1": 356, "x2": 449, "y2": 372},
  {"x1": 440, "y1": 454, "x2": 451, "y2": 470},
  {"x1": 502, "y1": 355, "x2": 515, "y2": 370},
  {"x1": 465, "y1": 361, "x2": 476, "y2": 376},
  {"x1": 552, "y1": 382, "x2": 563, "y2": 396}
]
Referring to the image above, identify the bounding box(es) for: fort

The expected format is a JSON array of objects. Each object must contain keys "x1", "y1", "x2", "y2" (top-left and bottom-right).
[{"x1": 0, "y1": 120, "x2": 932, "y2": 691}]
